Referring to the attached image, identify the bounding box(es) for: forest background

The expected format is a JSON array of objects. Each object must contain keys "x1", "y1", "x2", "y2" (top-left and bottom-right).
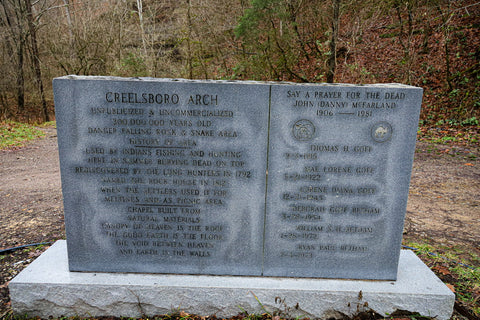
[{"x1": 0, "y1": 0, "x2": 479, "y2": 143}]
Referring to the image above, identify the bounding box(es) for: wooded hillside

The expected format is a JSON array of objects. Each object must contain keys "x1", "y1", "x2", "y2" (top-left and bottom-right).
[{"x1": 0, "y1": 0, "x2": 479, "y2": 131}]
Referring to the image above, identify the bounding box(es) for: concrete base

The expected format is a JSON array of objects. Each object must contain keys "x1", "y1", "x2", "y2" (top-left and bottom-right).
[{"x1": 10, "y1": 241, "x2": 454, "y2": 320}]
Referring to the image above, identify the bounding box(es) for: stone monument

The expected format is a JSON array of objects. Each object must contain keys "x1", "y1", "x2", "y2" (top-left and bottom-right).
[
  {"x1": 54, "y1": 77, "x2": 270, "y2": 276},
  {"x1": 9, "y1": 76, "x2": 455, "y2": 319}
]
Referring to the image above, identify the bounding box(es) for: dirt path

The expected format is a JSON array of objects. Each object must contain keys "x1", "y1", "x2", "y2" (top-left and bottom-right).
[
  {"x1": 0, "y1": 128, "x2": 65, "y2": 250},
  {"x1": 404, "y1": 142, "x2": 480, "y2": 259},
  {"x1": 0, "y1": 129, "x2": 479, "y2": 316}
]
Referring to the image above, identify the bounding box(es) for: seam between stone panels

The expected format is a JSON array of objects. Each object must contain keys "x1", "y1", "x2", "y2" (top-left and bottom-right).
[{"x1": 262, "y1": 85, "x2": 272, "y2": 276}]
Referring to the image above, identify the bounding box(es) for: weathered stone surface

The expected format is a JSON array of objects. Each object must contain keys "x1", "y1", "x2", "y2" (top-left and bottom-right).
[
  {"x1": 53, "y1": 76, "x2": 423, "y2": 279},
  {"x1": 264, "y1": 83, "x2": 423, "y2": 279},
  {"x1": 10, "y1": 241, "x2": 455, "y2": 320},
  {"x1": 54, "y1": 76, "x2": 270, "y2": 275}
]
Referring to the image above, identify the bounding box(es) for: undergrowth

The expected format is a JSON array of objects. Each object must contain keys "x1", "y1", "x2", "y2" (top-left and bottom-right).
[{"x1": 0, "y1": 121, "x2": 46, "y2": 150}]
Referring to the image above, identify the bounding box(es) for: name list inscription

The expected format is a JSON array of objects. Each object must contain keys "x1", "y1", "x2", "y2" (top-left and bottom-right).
[{"x1": 263, "y1": 84, "x2": 420, "y2": 279}]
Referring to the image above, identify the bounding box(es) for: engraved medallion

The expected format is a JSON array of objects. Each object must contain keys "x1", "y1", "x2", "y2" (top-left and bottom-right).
[
  {"x1": 371, "y1": 122, "x2": 393, "y2": 142},
  {"x1": 292, "y1": 119, "x2": 316, "y2": 141}
]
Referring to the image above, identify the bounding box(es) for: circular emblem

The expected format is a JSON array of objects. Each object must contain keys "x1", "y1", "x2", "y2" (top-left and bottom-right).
[
  {"x1": 292, "y1": 119, "x2": 316, "y2": 141},
  {"x1": 371, "y1": 122, "x2": 393, "y2": 143}
]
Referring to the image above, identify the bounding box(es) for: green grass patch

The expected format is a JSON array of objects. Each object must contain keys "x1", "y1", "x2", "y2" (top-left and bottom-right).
[
  {"x1": 38, "y1": 121, "x2": 57, "y2": 128},
  {"x1": 0, "y1": 120, "x2": 46, "y2": 150}
]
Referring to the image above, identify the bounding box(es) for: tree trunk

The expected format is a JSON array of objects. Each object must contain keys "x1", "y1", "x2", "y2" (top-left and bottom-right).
[
  {"x1": 1, "y1": 0, "x2": 26, "y2": 114},
  {"x1": 327, "y1": 0, "x2": 340, "y2": 83},
  {"x1": 16, "y1": 41, "x2": 25, "y2": 113},
  {"x1": 136, "y1": 0, "x2": 148, "y2": 58},
  {"x1": 15, "y1": 0, "x2": 25, "y2": 113},
  {"x1": 25, "y1": 0, "x2": 49, "y2": 122},
  {"x1": 186, "y1": 0, "x2": 193, "y2": 79},
  {"x1": 61, "y1": 0, "x2": 76, "y2": 60},
  {"x1": 435, "y1": 0, "x2": 453, "y2": 91}
]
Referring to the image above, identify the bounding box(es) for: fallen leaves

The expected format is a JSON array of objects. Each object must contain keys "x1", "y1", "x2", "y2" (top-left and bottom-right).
[
  {"x1": 446, "y1": 283, "x2": 456, "y2": 293},
  {"x1": 432, "y1": 265, "x2": 452, "y2": 276}
]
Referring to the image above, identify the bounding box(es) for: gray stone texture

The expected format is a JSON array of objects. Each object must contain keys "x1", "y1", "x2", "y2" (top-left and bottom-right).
[
  {"x1": 265, "y1": 83, "x2": 423, "y2": 279},
  {"x1": 53, "y1": 76, "x2": 423, "y2": 280},
  {"x1": 54, "y1": 76, "x2": 270, "y2": 275},
  {"x1": 10, "y1": 241, "x2": 455, "y2": 320}
]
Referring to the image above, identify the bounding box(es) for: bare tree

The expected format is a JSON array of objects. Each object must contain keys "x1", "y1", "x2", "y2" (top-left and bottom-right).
[
  {"x1": 25, "y1": 0, "x2": 49, "y2": 121},
  {"x1": 0, "y1": 0, "x2": 27, "y2": 115},
  {"x1": 327, "y1": 0, "x2": 340, "y2": 83},
  {"x1": 136, "y1": 0, "x2": 148, "y2": 58},
  {"x1": 434, "y1": 0, "x2": 453, "y2": 91},
  {"x1": 61, "y1": 0, "x2": 76, "y2": 60},
  {"x1": 186, "y1": 0, "x2": 193, "y2": 78}
]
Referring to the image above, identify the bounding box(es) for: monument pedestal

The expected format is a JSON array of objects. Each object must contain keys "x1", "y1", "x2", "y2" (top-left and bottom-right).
[{"x1": 10, "y1": 241, "x2": 454, "y2": 320}]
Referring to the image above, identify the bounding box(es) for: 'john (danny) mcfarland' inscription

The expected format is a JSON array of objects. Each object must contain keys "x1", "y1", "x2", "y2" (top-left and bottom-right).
[{"x1": 54, "y1": 76, "x2": 422, "y2": 280}]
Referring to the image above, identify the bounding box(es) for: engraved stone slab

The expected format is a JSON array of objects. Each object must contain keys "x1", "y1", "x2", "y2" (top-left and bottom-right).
[
  {"x1": 264, "y1": 84, "x2": 423, "y2": 279},
  {"x1": 54, "y1": 77, "x2": 423, "y2": 279},
  {"x1": 54, "y1": 76, "x2": 270, "y2": 275}
]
